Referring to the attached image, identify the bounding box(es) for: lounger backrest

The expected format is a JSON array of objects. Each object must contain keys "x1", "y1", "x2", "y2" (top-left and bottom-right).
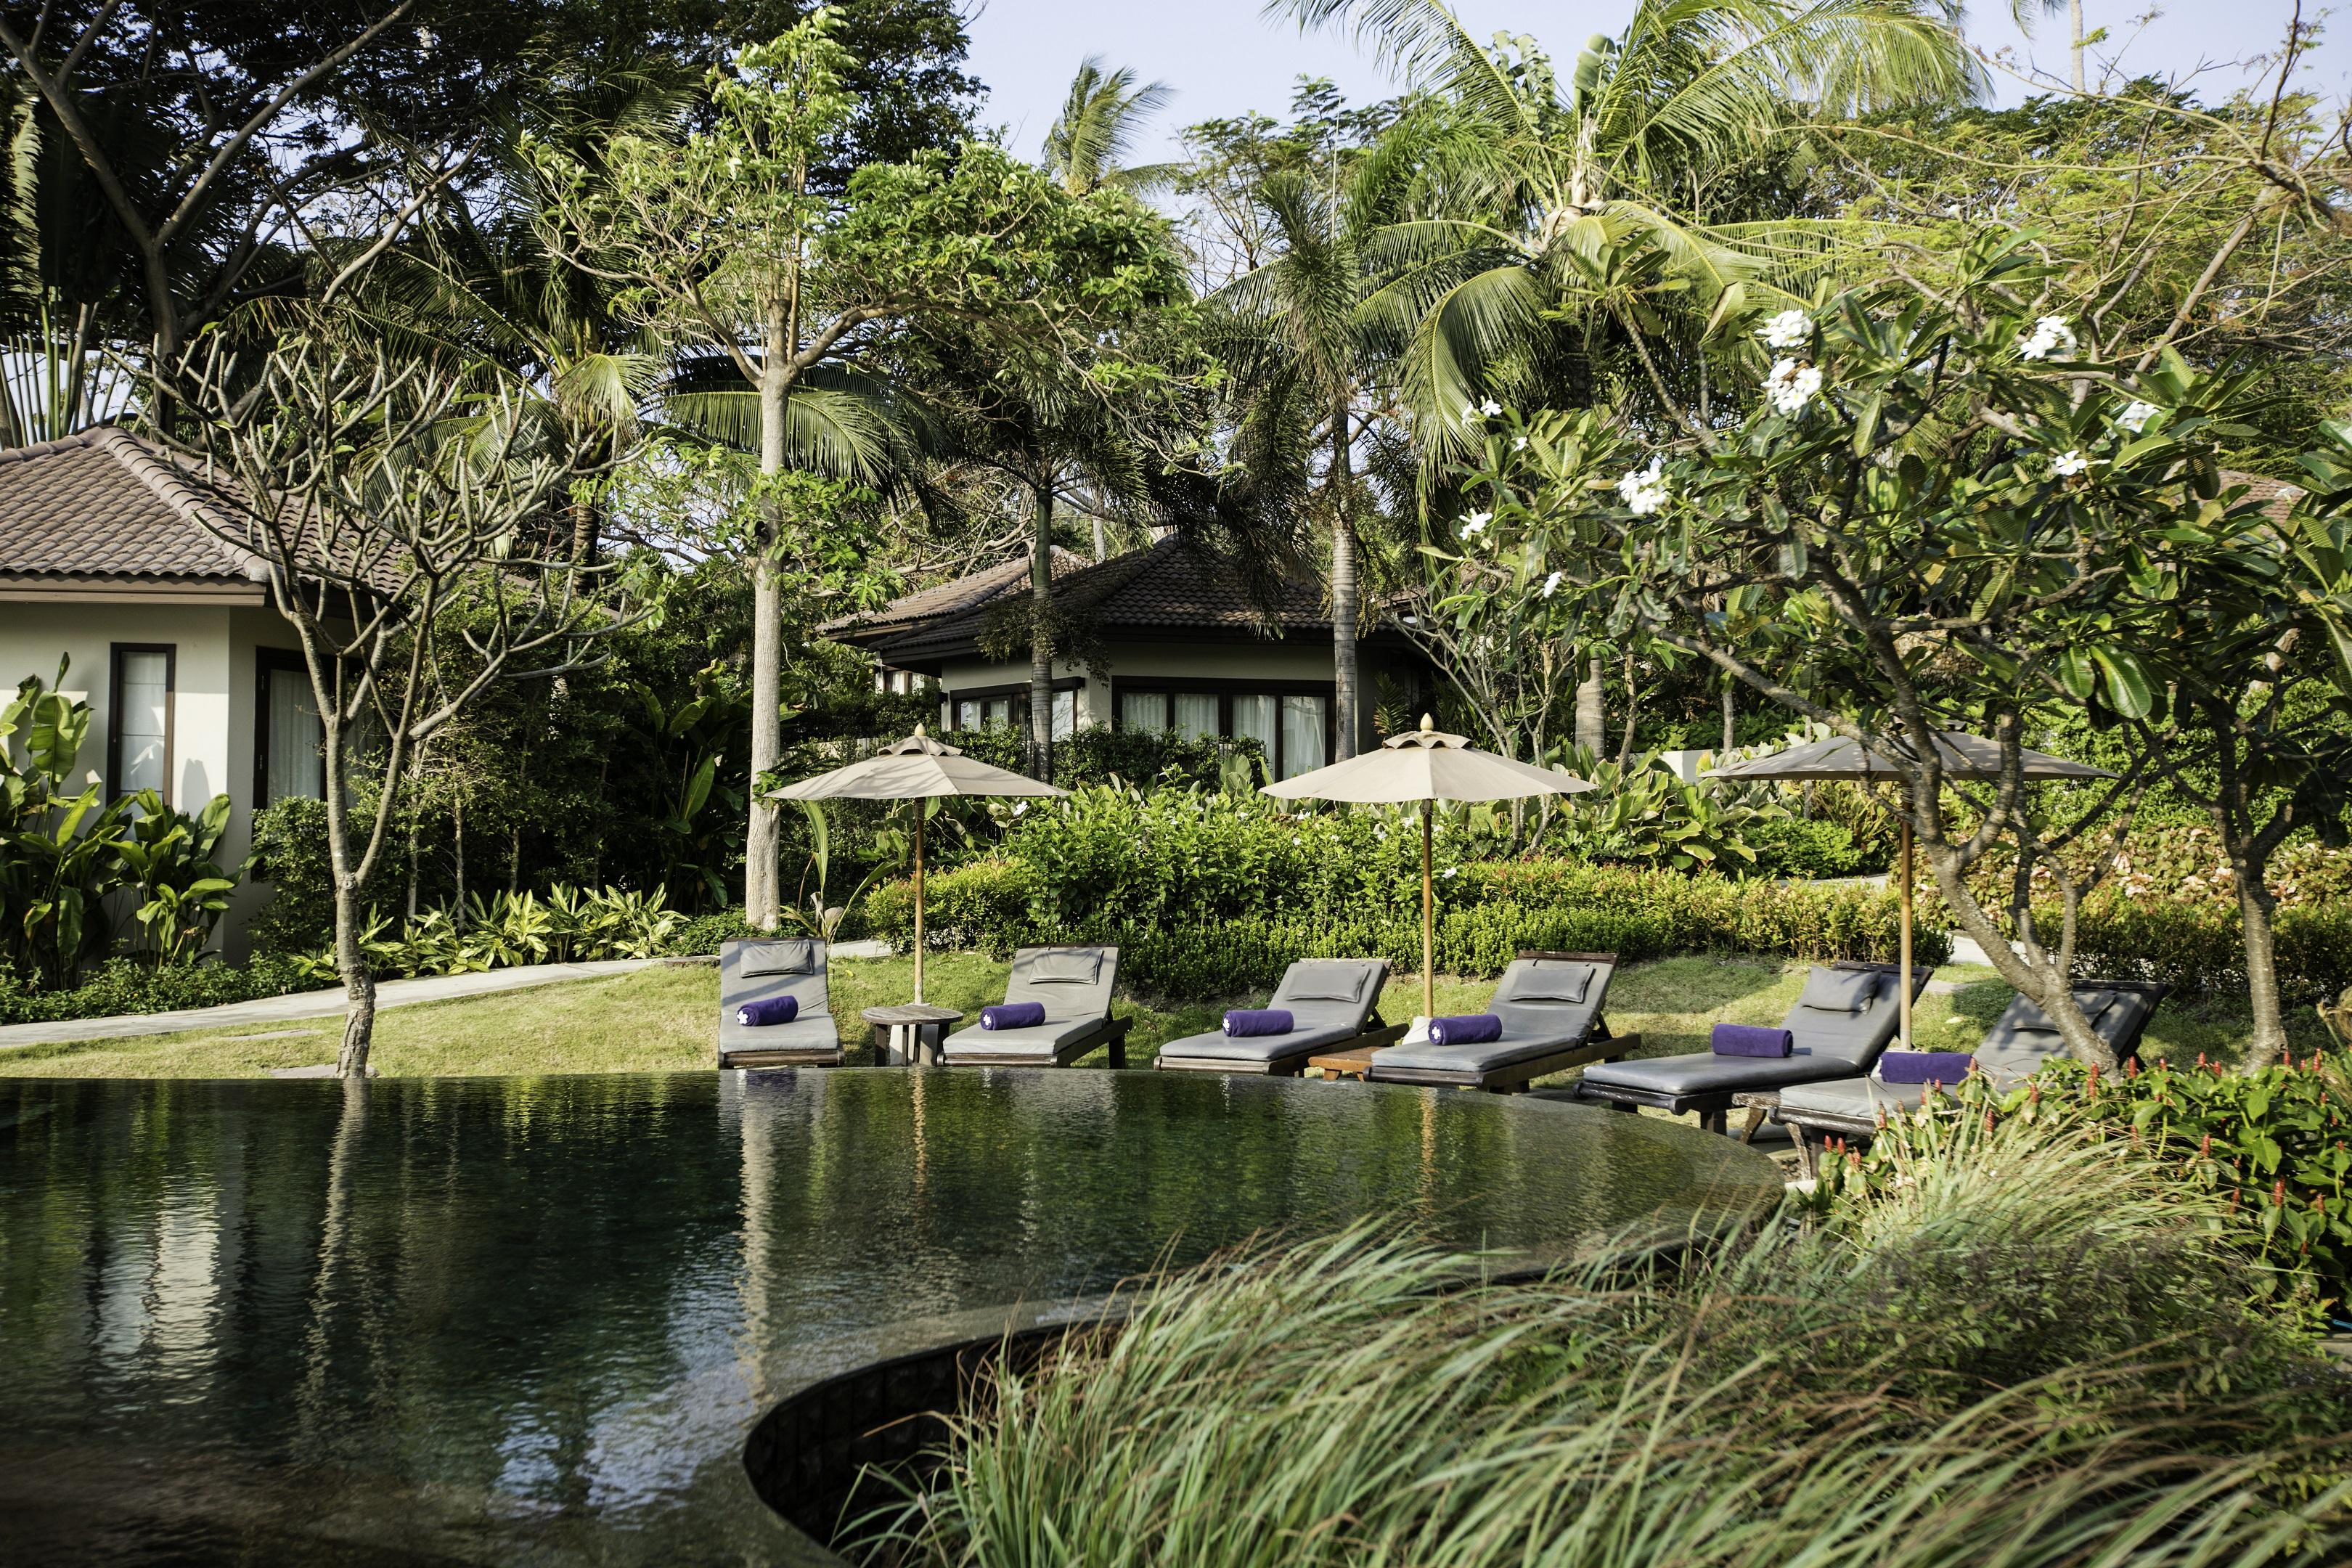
[
  {"x1": 1779, "y1": 962, "x2": 1915, "y2": 1069},
  {"x1": 1003, "y1": 946, "x2": 1119, "y2": 1023},
  {"x1": 1942, "y1": 979, "x2": 2163, "y2": 1089},
  {"x1": 1489, "y1": 952, "x2": 1614, "y2": 1041},
  {"x1": 1268, "y1": 957, "x2": 1389, "y2": 1030},
  {"x1": 721, "y1": 938, "x2": 830, "y2": 1018}
]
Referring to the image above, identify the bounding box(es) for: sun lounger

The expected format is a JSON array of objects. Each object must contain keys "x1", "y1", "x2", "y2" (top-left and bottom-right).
[
  {"x1": 1154, "y1": 958, "x2": 1400, "y2": 1075},
  {"x1": 939, "y1": 946, "x2": 1131, "y2": 1068},
  {"x1": 1364, "y1": 952, "x2": 1636, "y2": 1093},
  {"x1": 717, "y1": 938, "x2": 844, "y2": 1069},
  {"x1": 1771, "y1": 978, "x2": 2170, "y2": 1175},
  {"x1": 1572, "y1": 960, "x2": 1930, "y2": 1134}
]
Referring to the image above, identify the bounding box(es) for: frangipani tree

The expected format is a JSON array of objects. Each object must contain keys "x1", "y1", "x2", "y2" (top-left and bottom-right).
[{"x1": 1461, "y1": 232, "x2": 2296, "y2": 1069}]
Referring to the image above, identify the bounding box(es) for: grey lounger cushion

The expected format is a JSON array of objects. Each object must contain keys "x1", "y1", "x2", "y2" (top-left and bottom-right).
[
  {"x1": 1157, "y1": 957, "x2": 1391, "y2": 1066},
  {"x1": 942, "y1": 946, "x2": 1120, "y2": 1061},
  {"x1": 1779, "y1": 1075, "x2": 1927, "y2": 1119},
  {"x1": 1581, "y1": 964, "x2": 1906, "y2": 1101},
  {"x1": 718, "y1": 939, "x2": 840, "y2": 1056},
  {"x1": 1371, "y1": 955, "x2": 1612, "y2": 1077}
]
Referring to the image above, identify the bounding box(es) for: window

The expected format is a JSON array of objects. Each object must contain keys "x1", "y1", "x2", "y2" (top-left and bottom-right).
[
  {"x1": 256, "y1": 651, "x2": 324, "y2": 806},
  {"x1": 1051, "y1": 690, "x2": 1076, "y2": 740},
  {"x1": 1120, "y1": 690, "x2": 1169, "y2": 731},
  {"x1": 957, "y1": 697, "x2": 981, "y2": 730},
  {"x1": 1230, "y1": 693, "x2": 1278, "y2": 764},
  {"x1": 1172, "y1": 692, "x2": 1218, "y2": 740},
  {"x1": 109, "y1": 645, "x2": 174, "y2": 804},
  {"x1": 1280, "y1": 694, "x2": 1328, "y2": 779}
]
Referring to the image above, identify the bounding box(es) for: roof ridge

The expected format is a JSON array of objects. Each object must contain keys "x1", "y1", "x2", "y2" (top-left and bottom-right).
[{"x1": 91, "y1": 428, "x2": 258, "y2": 578}]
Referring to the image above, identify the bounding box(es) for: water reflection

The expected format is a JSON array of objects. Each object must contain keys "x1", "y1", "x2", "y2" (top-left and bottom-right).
[{"x1": 0, "y1": 1070, "x2": 1778, "y2": 1565}]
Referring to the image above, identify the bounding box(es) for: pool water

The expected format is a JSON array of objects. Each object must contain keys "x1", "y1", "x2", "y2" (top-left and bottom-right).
[{"x1": 0, "y1": 1069, "x2": 1780, "y2": 1565}]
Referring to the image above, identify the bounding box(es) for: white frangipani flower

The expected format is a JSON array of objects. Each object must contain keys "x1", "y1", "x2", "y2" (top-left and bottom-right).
[
  {"x1": 1762, "y1": 357, "x2": 1824, "y2": 416},
  {"x1": 1757, "y1": 309, "x2": 1813, "y2": 350},
  {"x1": 2116, "y1": 400, "x2": 2160, "y2": 433},
  {"x1": 2051, "y1": 449, "x2": 2091, "y2": 478},
  {"x1": 1615, "y1": 455, "x2": 1671, "y2": 515},
  {"x1": 1542, "y1": 570, "x2": 1564, "y2": 598},
  {"x1": 2016, "y1": 315, "x2": 2077, "y2": 361},
  {"x1": 1512, "y1": 436, "x2": 1528, "y2": 452},
  {"x1": 1459, "y1": 510, "x2": 1493, "y2": 539},
  {"x1": 1479, "y1": 399, "x2": 1503, "y2": 417}
]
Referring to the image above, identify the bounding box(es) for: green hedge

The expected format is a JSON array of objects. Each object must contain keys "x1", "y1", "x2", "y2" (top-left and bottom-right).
[
  {"x1": 866, "y1": 855, "x2": 1943, "y2": 998},
  {"x1": 2061, "y1": 899, "x2": 2352, "y2": 1004}
]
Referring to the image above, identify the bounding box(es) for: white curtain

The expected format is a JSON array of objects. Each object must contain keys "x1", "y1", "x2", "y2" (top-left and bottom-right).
[
  {"x1": 266, "y1": 667, "x2": 323, "y2": 802},
  {"x1": 1052, "y1": 690, "x2": 1076, "y2": 740},
  {"x1": 1121, "y1": 690, "x2": 1169, "y2": 731},
  {"x1": 956, "y1": 698, "x2": 981, "y2": 731},
  {"x1": 1280, "y1": 694, "x2": 1327, "y2": 780},
  {"x1": 1172, "y1": 692, "x2": 1218, "y2": 740},
  {"x1": 1232, "y1": 693, "x2": 1278, "y2": 770},
  {"x1": 115, "y1": 650, "x2": 169, "y2": 799}
]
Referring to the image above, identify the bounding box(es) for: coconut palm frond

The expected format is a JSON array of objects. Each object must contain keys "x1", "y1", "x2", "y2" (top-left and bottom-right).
[{"x1": 1043, "y1": 57, "x2": 1176, "y2": 197}]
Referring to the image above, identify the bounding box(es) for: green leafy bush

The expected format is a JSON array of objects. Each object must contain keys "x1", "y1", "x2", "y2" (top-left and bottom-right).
[
  {"x1": 245, "y1": 797, "x2": 335, "y2": 957},
  {"x1": 1746, "y1": 816, "x2": 1866, "y2": 878},
  {"x1": 324, "y1": 885, "x2": 692, "y2": 980},
  {"x1": 1810, "y1": 1051, "x2": 2352, "y2": 1323},
  {"x1": 948, "y1": 727, "x2": 1262, "y2": 792},
  {"x1": 2061, "y1": 898, "x2": 2352, "y2": 1003},
  {"x1": 0, "y1": 955, "x2": 314, "y2": 1024}
]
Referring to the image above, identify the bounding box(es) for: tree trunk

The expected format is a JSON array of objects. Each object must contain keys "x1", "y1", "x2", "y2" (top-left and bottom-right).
[
  {"x1": 1028, "y1": 481, "x2": 1056, "y2": 780},
  {"x1": 746, "y1": 325, "x2": 790, "y2": 930},
  {"x1": 2235, "y1": 871, "x2": 2288, "y2": 1071},
  {"x1": 332, "y1": 875, "x2": 375, "y2": 1079},
  {"x1": 2069, "y1": 0, "x2": 2086, "y2": 92},
  {"x1": 1923, "y1": 835, "x2": 2117, "y2": 1071},
  {"x1": 1329, "y1": 404, "x2": 1360, "y2": 761},
  {"x1": 1574, "y1": 655, "x2": 1606, "y2": 757},
  {"x1": 1091, "y1": 515, "x2": 1106, "y2": 563},
  {"x1": 453, "y1": 793, "x2": 467, "y2": 927},
  {"x1": 1720, "y1": 682, "x2": 1736, "y2": 756}
]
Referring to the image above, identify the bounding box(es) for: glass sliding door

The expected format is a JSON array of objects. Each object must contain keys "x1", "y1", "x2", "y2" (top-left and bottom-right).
[
  {"x1": 1172, "y1": 692, "x2": 1218, "y2": 740},
  {"x1": 1120, "y1": 690, "x2": 1169, "y2": 732},
  {"x1": 1231, "y1": 693, "x2": 1278, "y2": 770}
]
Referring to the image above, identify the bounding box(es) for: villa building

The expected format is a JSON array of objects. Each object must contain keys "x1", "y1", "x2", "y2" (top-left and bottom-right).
[
  {"x1": 0, "y1": 427, "x2": 323, "y2": 950},
  {"x1": 826, "y1": 534, "x2": 1434, "y2": 779}
]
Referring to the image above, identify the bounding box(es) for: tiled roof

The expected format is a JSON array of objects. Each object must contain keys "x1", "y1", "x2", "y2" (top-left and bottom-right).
[
  {"x1": 0, "y1": 427, "x2": 258, "y2": 582},
  {"x1": 2221, "y1": 470, "x2": 2303, "y2": 523},
  {"x1": 830, "y1": 534, "x2": 1363, "y2": 664}
]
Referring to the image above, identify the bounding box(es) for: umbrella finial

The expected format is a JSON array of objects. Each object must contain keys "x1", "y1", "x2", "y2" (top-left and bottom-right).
[
  {"x1": 915, "y1": 722, "x2": 927, "y2": 737},
  {"x1": 1420, "y1": 714, "x2": 1435, "y2": 734}
]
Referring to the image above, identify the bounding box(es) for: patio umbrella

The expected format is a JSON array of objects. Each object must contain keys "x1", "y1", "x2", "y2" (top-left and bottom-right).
[
  {"x1": 775, "y1": 726, "x2": 1066, "y2": 1003},
  {"x1": 1707, "y1": 731, "x2": 2116, "y2": 1048},
  {"x1": 1265, "y1": 716, "x2": 1593, "y2": 1020}
]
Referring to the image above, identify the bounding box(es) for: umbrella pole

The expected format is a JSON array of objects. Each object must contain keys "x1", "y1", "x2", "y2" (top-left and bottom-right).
[
  {"x1": 1898, "y1": 819, "x2": 1914, "y2": 1048},
  {"x1": 913, "y1": 809, "x2": 926, "y2": 1005},
  {"x1": 1421, "y1": 800, "x2": 1435, "y2": 1021}
]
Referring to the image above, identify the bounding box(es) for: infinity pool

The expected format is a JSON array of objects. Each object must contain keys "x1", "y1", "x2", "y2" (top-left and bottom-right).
[{"x1": 0, "y1": 1069, "x2": 1780, "y2": 1564}]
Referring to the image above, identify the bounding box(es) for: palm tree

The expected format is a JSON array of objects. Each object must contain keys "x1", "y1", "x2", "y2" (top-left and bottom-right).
[
  {"x1": 1216, "y1": 164, "x2": 1397, "y2": 760},
  {"x1": 1042, "y1": 58, "x2": 1183, "y2": 198},
  {"x1": 2007, "y1": 0, "x2": 2087, "y2": 93}
]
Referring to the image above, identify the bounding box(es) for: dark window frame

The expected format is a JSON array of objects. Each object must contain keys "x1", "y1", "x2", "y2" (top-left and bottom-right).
[
  {"x1": 253, "y1": 647, "x2": 323, "y2": 809},
  {"x1": 1108, "y1": 676, "x2": 1336, "y2": 778},
  {"x1": 107, "y1": 642, "x2": 176, "y2": 805},
  {"x1": 943, "y1": 677, "x2": 1083, "y2": 734}
]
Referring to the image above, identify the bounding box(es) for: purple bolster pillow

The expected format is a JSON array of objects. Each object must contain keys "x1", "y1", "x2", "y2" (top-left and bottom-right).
[
  {"x1": 1712, "y1": 1024, "x2": 1793, "y2": 1058},
  {"x1": 1427, "y1": 1013, "x2": 1503, "y2": 1047},
  {"x1": 1224, "y1": 1008, "x2": 1294, "y2": 1037},
  {"x1": 1878, "y1": 1050, "x2": 1975, "y2": 1085},
  {"x1": 736, "y1": 995, "x2": 799, "y2": 1027},
  {"x1": 981, "y1": 1002, "x2": 1046, "y2": 1031}
]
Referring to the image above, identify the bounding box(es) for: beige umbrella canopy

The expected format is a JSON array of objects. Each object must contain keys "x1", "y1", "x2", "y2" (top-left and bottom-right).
[
  {"x1": 1707, "y1": 730, "x2": 2118, "y2": 1047},
  {"x1": 775, "y1": 727, "x2": 1066, "y2": 1003},
  {"x1": 1266, "y1": 716, "x2": 1594, "y2": 1018}
]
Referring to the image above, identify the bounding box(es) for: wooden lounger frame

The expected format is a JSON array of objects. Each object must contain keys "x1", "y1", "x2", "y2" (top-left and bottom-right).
[
  {"x1": 1155, "y1": 1017, "x2": 1408, "y2": 1077},
  {"x1": 945, "y1": 1014, "x2": 1135, "y2": 1069},
  {"x1": 719, "y1": 1042, "x2": 847, "y2": 1070},
  {"x1": 1771, "y1": 979, "x2": 2171, "y2": 1176},
  {"x1": 1365, "y1": 952, "x2": 1641, "y2": 1093}
]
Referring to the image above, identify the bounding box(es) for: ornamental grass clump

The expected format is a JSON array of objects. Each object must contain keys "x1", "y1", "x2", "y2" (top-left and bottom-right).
[{"x1": 863, "y1": 1122, "x2": 2351, "y2": 1568}]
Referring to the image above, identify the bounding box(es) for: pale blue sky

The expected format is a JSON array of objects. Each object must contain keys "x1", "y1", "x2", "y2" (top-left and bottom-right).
[{"x1": 963, "y1": 2, "x2": 2322, "y2": 165}]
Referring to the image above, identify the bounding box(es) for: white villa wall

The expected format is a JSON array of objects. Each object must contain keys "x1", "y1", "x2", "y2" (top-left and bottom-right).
[{"x1": 1, "y1": 601, "x2": 306, "y2": 957}]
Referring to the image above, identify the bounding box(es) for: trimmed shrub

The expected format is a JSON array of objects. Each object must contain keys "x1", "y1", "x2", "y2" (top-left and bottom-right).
[
  {"x1": 245, "y1": 797, "x2": 335, "y2": 957},
  {"x1": 1746, "y1": 816, "x2": 1867, "y2": 878},
  {"x1": 2063, "y1": 898, "x2": 2352, "y2": 1003}
]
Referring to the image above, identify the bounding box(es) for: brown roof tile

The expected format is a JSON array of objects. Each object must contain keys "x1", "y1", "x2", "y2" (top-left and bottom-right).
[{"x1": 0, "y1": 427, "x2": 257, "y2": 581}]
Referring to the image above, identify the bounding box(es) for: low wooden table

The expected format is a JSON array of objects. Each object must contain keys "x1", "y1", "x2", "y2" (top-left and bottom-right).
[
  {"x1": 862, "y1": 1003, "x2": 963, "y2": 1066},
  {"x1": 1731, "y1": 1090, "x2": 1779, "y2": 1145},
  {"x1": 1307, "y1": 1045, "x2": 1384, "y2": 1080}
]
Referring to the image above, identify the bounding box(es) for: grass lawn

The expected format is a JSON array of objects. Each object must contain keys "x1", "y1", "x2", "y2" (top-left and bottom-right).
[{"x1": 4, "y1": 950, "x2": 2323, "y2": 1082}]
